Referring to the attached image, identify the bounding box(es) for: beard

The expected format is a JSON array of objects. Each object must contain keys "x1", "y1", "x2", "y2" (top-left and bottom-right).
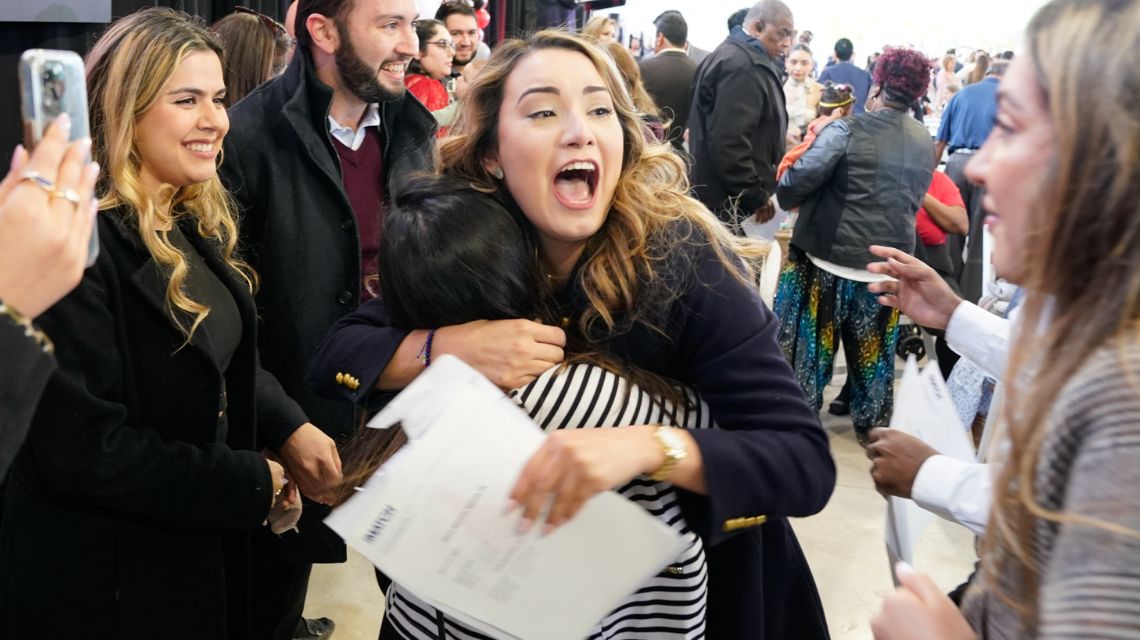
[
  {"x1": 335, "y1": 26, "x2": 406, "y2": 103},
  {"x1": 453, "y1": 47, "x2": 476, "y2": 67}
]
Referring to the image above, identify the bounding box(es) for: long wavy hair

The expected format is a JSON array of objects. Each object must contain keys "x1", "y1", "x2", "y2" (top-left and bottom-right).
[
  {"x1": 981, "y1": 0, "x2": 1140, "y2": 629},
  {"x1": 438, "y1": 30, "x2": 765, "y2": 341},
  {"x1": 86, "y1": 8, "x2": 256, "y2": 341}
]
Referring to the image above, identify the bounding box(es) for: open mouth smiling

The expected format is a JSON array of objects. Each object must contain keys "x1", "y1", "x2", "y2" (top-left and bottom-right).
[{"x1": 552, "y1": 160, "x2": 599, "y2": 209}]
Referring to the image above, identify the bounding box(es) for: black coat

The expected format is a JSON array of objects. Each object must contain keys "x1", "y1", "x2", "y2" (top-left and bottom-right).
[
  {"x1": 0, "y1": 211, "x2": 290, "y2": 639},
  {"x1": 220, "y1": 46, "x2": 437, "y2": 449},
  {"x1": 639, "y1": 50, "x2": 699, "y2": 153},
  {"x1": 687, "y1": 32, "x2": 788, "y2": 231},
  {"x1": 0, "y1": 321, "x2": 54, "y2": 478},
  {"x1": 220, "y1": 47, "x2": 436, "y2": 561}
]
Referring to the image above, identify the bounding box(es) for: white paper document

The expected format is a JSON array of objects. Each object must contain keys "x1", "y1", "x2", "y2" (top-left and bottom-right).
[
  {"x1": 325, "y1": 356, "x2": 685, "y2": 640},
  {"x1": 884, "y1": 356, "x2": 977, "y2": 581}
]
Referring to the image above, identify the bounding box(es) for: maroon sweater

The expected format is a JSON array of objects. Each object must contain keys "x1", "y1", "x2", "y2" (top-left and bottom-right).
[{"x1": 331, "y1": 126, "x2": 385, "y2": 301}]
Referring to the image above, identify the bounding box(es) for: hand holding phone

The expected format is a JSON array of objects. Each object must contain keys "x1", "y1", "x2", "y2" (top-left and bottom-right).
[
  {"x1": 19, "y1": 48, "x2": 99, "y2": 267},
  {"x1": 0, "y1": 113, "x2": 100, "y2": 319}
]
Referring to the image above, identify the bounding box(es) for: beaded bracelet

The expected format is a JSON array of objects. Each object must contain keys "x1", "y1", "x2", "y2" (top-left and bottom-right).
[
  {"x1": 0, "y1": 299, "x2": 54, "y2": 355},
  {"x1": 415, "y1": 329, "x2": 435, "y2": 368}
]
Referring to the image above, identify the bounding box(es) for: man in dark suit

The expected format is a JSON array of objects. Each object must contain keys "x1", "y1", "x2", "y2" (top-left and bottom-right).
[
  {"x1": 220, "y1": 0, "x2": 436, "y2": 638},
  {"x1": 687, "y1": 0, "x2": 794, "y2": 233},
  {"x1": 640, "y1": 11, "x2": 699, "y2": 154}
]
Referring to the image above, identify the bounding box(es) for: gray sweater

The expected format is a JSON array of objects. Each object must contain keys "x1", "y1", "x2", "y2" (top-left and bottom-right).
[{"x1": 962, "y1": 340, "x2": 1140, "y2": 638}]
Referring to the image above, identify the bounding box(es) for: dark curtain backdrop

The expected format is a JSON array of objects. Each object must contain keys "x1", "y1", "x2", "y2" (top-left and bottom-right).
[{"x1": 0, "y1": 0, "x2": 290, "y2": 157}]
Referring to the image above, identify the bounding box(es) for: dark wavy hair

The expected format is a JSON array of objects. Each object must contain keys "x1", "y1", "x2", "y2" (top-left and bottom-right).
[
  {"x1": 378, "y1": 174, "x2": 544, "y2": 329},
  {"x1": 872, "y1": 46, "x2": 931, "y2": 104}
]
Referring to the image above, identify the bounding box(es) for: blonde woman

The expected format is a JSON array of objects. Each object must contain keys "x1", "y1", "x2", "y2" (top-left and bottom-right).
[
  {"x1": 0, "y1": 8, "x2": 305, "y2": 637},
  {"x1": 870, "y1": 0, "x2": 1140, "y2": 637},
  {"x1": 312, "y1": 30, "x2": 834, "y2": 639},
  {"x1": 582, "y1": 14, "x2": 617, "y2": 44}
]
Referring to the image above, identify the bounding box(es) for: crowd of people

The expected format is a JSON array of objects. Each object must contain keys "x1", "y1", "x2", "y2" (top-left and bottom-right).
[{"x1": 0, "y1": 0, "x2": 1137, "y2": 639}]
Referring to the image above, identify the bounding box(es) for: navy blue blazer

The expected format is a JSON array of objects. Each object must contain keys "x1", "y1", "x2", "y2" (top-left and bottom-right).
[{"x1": 309, "y1": 233, "x2": 836, "y2": 638}]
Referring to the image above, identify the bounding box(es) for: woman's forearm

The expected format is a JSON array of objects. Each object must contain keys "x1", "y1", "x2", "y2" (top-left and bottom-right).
[{"x1": 376, "y1": 329, "x2": 431, "y2": 390}]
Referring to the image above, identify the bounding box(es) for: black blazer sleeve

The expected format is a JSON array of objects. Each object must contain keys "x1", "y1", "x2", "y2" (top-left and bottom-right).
[
  {"x1": 307, "y1": 295, "x2": 410, "y2": 406},
  {"x1": 0, "y1": 321, "x2": 55, "y2": 478},
  {"x1": 674, "y1": 242, "x2": 836, "y2": 547},
  {"x1": 29, "y1": 256, "x2": 273, "y2": 530}
]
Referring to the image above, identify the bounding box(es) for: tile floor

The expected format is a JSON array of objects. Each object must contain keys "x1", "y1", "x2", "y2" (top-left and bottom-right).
[{"x1": 303, "y1": 377, "x2": 979, "y2": 640}]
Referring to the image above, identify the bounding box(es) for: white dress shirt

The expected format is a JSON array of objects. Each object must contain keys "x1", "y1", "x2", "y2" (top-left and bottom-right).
[
  {"x1": 909, "y1": 301, "x2": 1015, "y2": 535},
  {"x1": 327, "y1": 103, "x2": 381, "y2": 151}
]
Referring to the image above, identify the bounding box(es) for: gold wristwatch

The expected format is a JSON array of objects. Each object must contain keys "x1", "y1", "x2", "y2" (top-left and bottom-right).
[{"x1": 650, "y1": 426, "x2": 688, "y2": 482}]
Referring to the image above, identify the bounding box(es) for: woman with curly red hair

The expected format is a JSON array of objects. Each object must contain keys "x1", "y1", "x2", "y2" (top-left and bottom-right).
[{"x1": 774, "y1": 47, "x2": 936, "y2": 444}]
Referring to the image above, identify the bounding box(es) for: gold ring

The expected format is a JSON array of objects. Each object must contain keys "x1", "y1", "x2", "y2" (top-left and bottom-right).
[
  {"x1": 52, "y1": 187, "x2": 81, "y2": 205},
  {"x1": 20, "y1": 171, "x2": 56, "y2": 193},
  {"x1": 274, "y1": 488, "x2": 283, "y2": 497}
]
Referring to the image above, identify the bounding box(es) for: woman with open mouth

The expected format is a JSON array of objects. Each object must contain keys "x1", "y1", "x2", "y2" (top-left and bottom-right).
[{"x1": 311, "y1": 30, "x2": 835, "y2": 640}]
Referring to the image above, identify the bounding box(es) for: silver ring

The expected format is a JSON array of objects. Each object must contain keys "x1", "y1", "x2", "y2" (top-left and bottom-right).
[
  {"x1": 52, "y1": 187, "x2": 81, "y2": 205},
  {"x1": 20, "y1": 171, "x2": 56, "y2": 193}
]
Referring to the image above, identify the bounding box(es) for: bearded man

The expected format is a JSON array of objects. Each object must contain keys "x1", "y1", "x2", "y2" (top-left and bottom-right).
[{"x1": 219, "y1": 1, "x2": 435, "y2": 638}]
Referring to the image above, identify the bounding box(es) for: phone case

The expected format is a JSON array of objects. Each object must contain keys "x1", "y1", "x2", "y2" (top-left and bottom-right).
[{"x1": 18, "y1": 49, "x2": 99, "y2": 267}]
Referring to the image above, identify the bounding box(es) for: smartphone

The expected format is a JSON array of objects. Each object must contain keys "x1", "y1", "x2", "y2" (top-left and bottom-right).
[{"x1": 19, "y1": 49, "x2": 99, "y2": 267}]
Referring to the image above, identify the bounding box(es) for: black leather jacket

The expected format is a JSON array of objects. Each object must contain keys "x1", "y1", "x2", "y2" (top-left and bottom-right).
[{"x1": 777, "y1": 107, "x2": 935, "y2": 269}]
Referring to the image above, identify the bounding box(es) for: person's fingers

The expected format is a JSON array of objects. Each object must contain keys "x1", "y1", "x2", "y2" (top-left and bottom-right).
[
  {"x1": 53, "y1": 138, "x2": 91, "y2": 205},
  {"x1": 57, "y1": 154, "x2": 95, "y2": 268},
  {"x1": 867, "y1": 280, "x2": 899, "y2": 295},
  {"x1": 509, "y1": 446, "x2": 556, "y2": 530},
  {"x1": 64, "y1": 198, "x2": 98, "y2": 274},
  {"x1": 866, "y1": 261, "x2": 899, "y2": 277},
  {"x1": 544, "y1": 466, "x2": 584, "y2": 533},
  {"x1": 887, "y1": 256, "x2": 933, "y2": 280},
  {"x1": 877, "y1": 294, "x2": 900, "y2": 309},
  {"x1": 0, "y1": 146, "x2": 30, "y2": 201},
  {"x1": 868, "y1": 244, "x2": 912, "y2": 263},
  {"x1": 528, "y1": 345, "x2": 564, "y2": 367},
  {"x1": 24, "y1": 114, "x2": 72, "y2": 183},
  {"x1": 528, "y1": 322, "x2": 567, "y2": 347},
  {"x1": 895, "y1": 561, "x2": 945, "y2": 604},
  {"x1": 519, "y1": 451, "x2": 562, "y2": 528}
]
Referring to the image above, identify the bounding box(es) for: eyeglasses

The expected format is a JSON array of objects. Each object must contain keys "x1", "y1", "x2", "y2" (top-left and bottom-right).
[
  {"x1": 427, "y1": 40, "x2": 457, "y2": 51},
  {"x1": 234, "y1": 5, "x2": 291, "y2": 42}
]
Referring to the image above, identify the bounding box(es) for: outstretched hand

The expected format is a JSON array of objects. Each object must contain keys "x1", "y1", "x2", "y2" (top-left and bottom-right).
[{"x1": 866, "y1": 245, "x2": 962, "y2": 330}]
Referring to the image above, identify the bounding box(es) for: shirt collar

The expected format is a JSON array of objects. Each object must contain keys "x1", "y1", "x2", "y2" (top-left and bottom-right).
[
  {"x1": 658, "y1": 46, "x2": 688, "y2": 55},
  {"x1": 328, "y1": 103, "x2": 381, "y2": 134},
  {"x1": 327, "y1": 103, "x2": 381, "y2": 151}
]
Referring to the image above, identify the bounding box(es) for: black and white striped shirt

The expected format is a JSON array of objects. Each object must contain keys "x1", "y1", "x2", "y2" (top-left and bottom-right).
[{"x1": 386, "y1": 362, "x2": 714, "y2": 639}]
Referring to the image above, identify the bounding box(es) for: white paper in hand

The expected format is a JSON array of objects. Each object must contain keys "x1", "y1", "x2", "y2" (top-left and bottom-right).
[
  {"x1": 325, "y1": 356, "x2": 685, "y2": 640},
  {"x1": 885, "y1": 356, "x2": 977, "y2": 581}
]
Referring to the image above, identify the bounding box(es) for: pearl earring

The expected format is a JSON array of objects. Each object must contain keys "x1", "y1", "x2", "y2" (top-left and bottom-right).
[{"x1": 490, "y1": 166, "x2": 504, "y2": 180}]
